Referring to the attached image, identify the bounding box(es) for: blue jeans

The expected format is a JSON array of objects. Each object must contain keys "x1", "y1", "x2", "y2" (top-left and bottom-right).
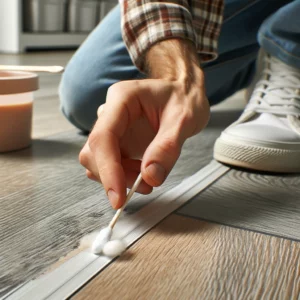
[{"x1": 59, "y1": 0, "x2": 298, "y2": 132}]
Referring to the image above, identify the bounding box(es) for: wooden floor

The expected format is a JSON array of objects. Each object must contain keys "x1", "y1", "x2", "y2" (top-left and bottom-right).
[
  {"x1": 1, "y1": 51, "x2": 299, "y2": 299},
  {"x1": 74, "y1": 215, "x2": 300, "y2": 300}
]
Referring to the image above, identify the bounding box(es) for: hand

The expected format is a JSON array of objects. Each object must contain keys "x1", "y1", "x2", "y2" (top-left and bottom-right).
[{"x1": 79, "y1": 39, "x2": 210, "y2": 209}]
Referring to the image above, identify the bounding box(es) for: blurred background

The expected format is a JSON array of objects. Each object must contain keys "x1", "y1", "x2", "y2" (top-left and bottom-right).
[{"x1": 0, "y1": 0, "x2": 118, "y2": 53}]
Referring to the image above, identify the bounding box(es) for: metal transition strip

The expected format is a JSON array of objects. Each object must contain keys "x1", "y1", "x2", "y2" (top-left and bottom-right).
[{"x1": 3, "y1": 161, "x2": 229, "y2": 300}]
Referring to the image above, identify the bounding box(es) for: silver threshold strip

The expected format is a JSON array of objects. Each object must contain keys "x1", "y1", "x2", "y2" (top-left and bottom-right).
[{"x1": 3, "y1": 161, "x2": 229, "y2": 300}]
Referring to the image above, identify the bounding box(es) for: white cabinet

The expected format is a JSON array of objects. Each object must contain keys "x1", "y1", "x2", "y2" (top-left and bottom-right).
[{"x1": 0, "y1": 0, "x2": 117, "y2": 53}]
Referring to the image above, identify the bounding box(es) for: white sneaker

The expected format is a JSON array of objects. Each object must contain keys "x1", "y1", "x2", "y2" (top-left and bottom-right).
[{"x1": 214, "y1": 50, "x2": 300, "y2": 173}]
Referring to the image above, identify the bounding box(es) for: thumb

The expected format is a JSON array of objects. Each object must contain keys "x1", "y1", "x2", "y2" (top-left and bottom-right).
[{"x1": 141, "y1": 125, "x2": 185, "y2": 187}]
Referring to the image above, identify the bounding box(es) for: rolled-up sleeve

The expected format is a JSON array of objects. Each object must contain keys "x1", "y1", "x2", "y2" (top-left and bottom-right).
[{"x1": 120, "y1": 0, "x2": 224, "y2": 72}]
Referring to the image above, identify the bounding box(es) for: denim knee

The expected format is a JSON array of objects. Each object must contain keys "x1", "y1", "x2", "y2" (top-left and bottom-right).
[{"x1": 59, "y1": 69, "x2": 109, "y2": 132}]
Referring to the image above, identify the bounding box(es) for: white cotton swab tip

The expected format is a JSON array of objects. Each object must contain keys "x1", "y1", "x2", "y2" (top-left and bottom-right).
[
  {"x1": 91, "y1": 227, "x2": 112, "y2": 254},
  {"x1": 102, "y1": 240, "x2": 127, "y2": 257},
  {"x1": 92, "y1": 173, "x2": 143, "y2": 255}
]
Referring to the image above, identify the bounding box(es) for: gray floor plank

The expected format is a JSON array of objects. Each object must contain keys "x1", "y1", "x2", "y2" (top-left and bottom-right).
[{"x1": 178, "y1": 169, "x2": 300, "y2": 241}]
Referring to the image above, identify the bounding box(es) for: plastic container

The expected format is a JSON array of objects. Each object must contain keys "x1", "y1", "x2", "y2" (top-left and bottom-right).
[
  {"x1": 0, "y1": 71, "x2": 39, "y2": 152},
  {"x1": 23, "y1": 0, "x2": 68, "y2": 32},
  {"x1": 99, "y1": 0, "x2": 117, "y2": 21},
  {"x1": 68, "y1": 0, "x2": 99, "y2": 32}
]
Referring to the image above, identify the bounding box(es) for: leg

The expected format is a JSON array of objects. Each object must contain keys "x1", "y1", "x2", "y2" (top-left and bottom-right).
[
  {"x1": 59, "y1": 0, "x2": 290, "y2": 131},
  {"x1": 204, "y1": 0, "x2": 292, "y2": 105},
  {"x1": 59, "y1": 6, "x2": 142, "y2": 132},
  {"x1": 214, "y1": 1, "x2": 300, "y2": 172},
  {"x1": 258, "y1": 0, "x2": 300, "y2": 69}
]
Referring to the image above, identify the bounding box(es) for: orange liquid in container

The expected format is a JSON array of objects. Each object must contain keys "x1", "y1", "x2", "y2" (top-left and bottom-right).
[
  {"x1": 0, "y1": 94, "x2": 33, "y2": 152},
  {"x1": 0, "y1": 71, "x2": 38, "y2": 152}
]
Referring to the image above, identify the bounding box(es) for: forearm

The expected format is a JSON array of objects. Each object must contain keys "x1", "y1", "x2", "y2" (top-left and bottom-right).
[{"x1": 121, "y1": 0, "x2": 224, "y2": 72}]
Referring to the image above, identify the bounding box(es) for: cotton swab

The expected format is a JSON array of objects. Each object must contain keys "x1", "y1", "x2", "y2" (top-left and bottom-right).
[
  {"x1": 92, "y1": 173, "x2": 143, "y2": 255},
  {"x1": 91, "y1": 227, "x2": 113, "y2": 254},
  {"x1": 102, "y1": 240, "x2": 127, "y2": 257}
]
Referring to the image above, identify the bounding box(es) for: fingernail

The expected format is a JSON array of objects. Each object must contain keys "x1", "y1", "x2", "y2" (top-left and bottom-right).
[
  {"x1": 108, "y1": 189, "x2": 119, "y2": 208},
  {"x1": 146, "y1": 163, "x2": 166, "y2": 184}
]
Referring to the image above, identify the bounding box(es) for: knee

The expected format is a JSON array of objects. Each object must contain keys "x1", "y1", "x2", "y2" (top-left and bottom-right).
[{"x1": 59, "y1": 65, "x2": 109, "y2": 132}]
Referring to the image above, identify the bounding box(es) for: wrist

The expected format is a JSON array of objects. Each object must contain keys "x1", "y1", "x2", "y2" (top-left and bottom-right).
[{"x1": 146, "y1": 38, "x2": 204, "y2": 91}]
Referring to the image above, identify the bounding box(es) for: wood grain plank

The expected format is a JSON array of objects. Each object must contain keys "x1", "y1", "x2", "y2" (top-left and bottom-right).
[
  {"x1": 74, "y1": 215, "x2": 300, "y2": 300},
  {"x1": 178, "y1": 169, "x2": 300, "y2": 241}
]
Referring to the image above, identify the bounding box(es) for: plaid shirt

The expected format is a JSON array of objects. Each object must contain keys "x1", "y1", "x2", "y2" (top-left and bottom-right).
[{"x1": 120, "y1": 0, "x2": 224, "y2": 72}]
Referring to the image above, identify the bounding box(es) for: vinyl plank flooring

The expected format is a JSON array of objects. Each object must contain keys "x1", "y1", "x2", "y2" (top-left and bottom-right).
[
  {"x1": 178, "y1": 169, "x2": 300, "y2": 241},
  {"x1": 0, "y1": 110, "x2": 234, "y2": 297},
  {"x1": 33, "y1": 94, "x2": 74, "y2": 138},
  {"x1": 0, "y1": 131, "x2": 105, "y2": 296},
  {"x1": 33, "y1": 72, "x2": 73, "y2": 137},
  {"x1": 0, "y1": 130, "x2": 86, "y2": 197},
  {"x1": 74, "y1": 215, "x2": 300, "y2": 300},
  {"x1": 34, "y1": 75, "x2": 61, "y2": 99},
  {"x1": 0, "y1": 194, "x2": 114, "y2": 297}
]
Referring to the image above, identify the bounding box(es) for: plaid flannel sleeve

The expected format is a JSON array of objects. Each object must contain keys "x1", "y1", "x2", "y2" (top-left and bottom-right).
[{"x1": 120, "y1": 0, "x2": 224, "y2": 72}]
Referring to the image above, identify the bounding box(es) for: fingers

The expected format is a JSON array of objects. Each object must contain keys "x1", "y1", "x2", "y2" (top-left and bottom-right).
[
  {"x1": 122, "y1": 159, "x2": 152, "y2": 194},
  {"x1": 80, "y1": 79, "x2": 209, "y2": 206},
  {"x1": 141, "y1": 85, "x2": 210, "y2": 187},
  {"x1": 141, "y1": 109, "x2": 194, "y2": 187},
  {"x1": 124, "y1": 169, "x2": 153, "y2": 194},
  {"x1": 86, "y1": 168, "x2": 152, "y2": 194},
  {"x1": 79, "y1": 142, "x2": 100, "y2": 180},
  {"x1": 141, "y1": 130, "x2": 182, "y2": 187},
  {"x1": 88, "y1": 82, "x2": 144, "y2": 208},
  {"x1": 86, "y1": 170, "x2": 99, "y2": 182},
  {"x1": 80, "y1": 144, "x2": 152, "y2": 194}
]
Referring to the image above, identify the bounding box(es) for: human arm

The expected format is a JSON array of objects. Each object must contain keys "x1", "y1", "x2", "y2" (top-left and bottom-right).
[
  {"x1": 79, "y1": 38, "x2": 209, "y2": 208},
  {"x1": 121, "y1": 0, "x2": 224, "y2": 71},
  {"x1": 79, "y1": 0, "x2": 224, "y2": 208}
]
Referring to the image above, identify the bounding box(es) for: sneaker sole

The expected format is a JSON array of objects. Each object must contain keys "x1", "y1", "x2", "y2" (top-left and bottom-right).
[{"x1": 214, "y1": 137, "x2": 300, "y2": 173}]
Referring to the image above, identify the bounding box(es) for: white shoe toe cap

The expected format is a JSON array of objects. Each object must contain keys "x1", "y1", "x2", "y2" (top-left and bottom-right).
[{"x1": 224, "y1": 113, "x2": 300, "y2": 144}]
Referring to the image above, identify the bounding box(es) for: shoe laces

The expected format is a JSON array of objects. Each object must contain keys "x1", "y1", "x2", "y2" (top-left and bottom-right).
[{"x1": 247, "y1": 55, "x2": 300, "y2": 117}]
